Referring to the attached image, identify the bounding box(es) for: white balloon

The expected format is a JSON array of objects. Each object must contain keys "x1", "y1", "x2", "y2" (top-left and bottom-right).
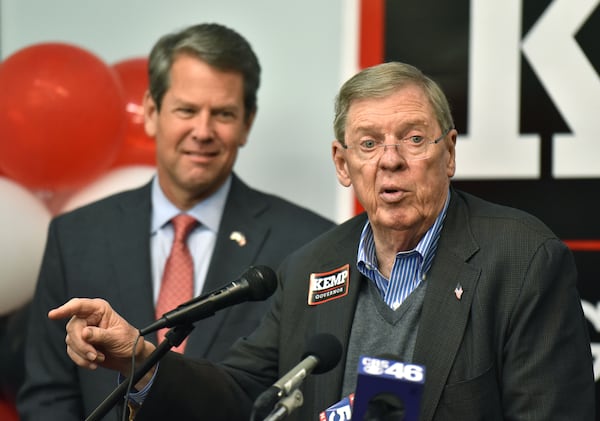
[
  {"x1": 60, "y1": 165, "x2": 156, "y2": 213},
  {"x1": 0, "y1": 177, "x2": 52, "y2": 315}
]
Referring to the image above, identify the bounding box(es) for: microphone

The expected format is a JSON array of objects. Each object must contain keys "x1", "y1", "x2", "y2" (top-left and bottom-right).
[
  {"x1": 139, "y1": 265, "x2": 277, "y2": 336},
  {"x1": 352, "y1": 355, "x2": 425, "y2": 421},
  {"x1": 252, "y1": 333, "x2": 343, "y2": 420}
]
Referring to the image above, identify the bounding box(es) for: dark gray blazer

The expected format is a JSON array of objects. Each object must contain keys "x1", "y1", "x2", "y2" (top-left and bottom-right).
[
  {"x1": 17, "y1": 174, "x2": 334, "y2": 421},
  {"x1": 136, "y1": 189, "x2": 594, "y2": 421}
]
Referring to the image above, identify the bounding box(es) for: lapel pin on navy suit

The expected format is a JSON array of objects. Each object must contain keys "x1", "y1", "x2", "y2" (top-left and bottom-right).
[
  {"x1": 229, "y1": 231, "x2": 247, "y2": 247},
  {"x1": 454, "y1": 283, "x2": 464, "y2": 300}
]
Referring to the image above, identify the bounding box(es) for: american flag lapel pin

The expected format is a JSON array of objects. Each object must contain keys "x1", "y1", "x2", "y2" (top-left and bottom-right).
[
  {"x1": 454, "y1": 283, "x2": 464, "y2": 300},
  {"x1": 229, "y1": 231, "x2": 247, "y2": 247}
]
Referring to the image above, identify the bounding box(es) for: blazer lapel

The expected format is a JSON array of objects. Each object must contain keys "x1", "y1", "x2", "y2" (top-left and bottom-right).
[
  {"x1": 413, "y1": 192, "x2": 481, "y2": 421},
  {"x1": 185, "y1": 176, "x2": 270, "y2": 356},
  {"x1": 110, "y1": 183, "x2": 156, "y2": 333},
  {"x1": 306, "y1": 214, "x2": 367, "y2": 416}
]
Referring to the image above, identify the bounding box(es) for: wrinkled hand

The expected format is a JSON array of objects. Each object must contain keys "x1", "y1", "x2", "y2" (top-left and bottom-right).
[{"x1": 49, "y1": 298, "x2": 156, "y2": 375}]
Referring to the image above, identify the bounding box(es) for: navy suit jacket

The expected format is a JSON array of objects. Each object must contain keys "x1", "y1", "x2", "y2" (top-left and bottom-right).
[
  {"x1": 17, "y1": 174, "x2": 334, "y2": 421},
  {"x1": 136, "y1": 189, "x2": 594, "y2": 421}
]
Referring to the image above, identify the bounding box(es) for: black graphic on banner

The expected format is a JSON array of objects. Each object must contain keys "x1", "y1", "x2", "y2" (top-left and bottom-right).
[{"x1": 382, "y1": 0, "x2": 600, "y2": 406}]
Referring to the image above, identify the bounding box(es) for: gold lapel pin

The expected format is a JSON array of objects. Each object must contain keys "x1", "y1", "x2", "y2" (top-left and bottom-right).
[{"x1": 229, "y1": 231, "x2": 247, "y2": 247}]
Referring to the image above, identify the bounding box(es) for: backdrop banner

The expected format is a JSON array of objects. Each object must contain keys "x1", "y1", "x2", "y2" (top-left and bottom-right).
[{"x1": 359, "y1": 0, "x2": 600, "y2": 405}]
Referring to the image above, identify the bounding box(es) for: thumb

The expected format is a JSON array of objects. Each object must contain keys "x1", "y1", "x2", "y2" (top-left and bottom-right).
[
  {"x1": 82, "y1": 319, "x2": 142, "y2": 361},
  {"x1": 82, "y1": 325, "x2": 102, "y2": 342}
]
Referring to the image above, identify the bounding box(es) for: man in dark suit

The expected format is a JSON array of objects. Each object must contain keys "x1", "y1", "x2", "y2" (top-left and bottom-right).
[
  {"x1": 48, "y1": 62, "x2": 594, "y2": 420},
  {"x1": 16, "y1": 23, "x2": 333, "y2": 421}
]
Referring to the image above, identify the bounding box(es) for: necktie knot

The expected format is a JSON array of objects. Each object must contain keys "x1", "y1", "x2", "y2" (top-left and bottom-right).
[{"x1": 171, "y1": 214, "x2": 198, "y2": 243}]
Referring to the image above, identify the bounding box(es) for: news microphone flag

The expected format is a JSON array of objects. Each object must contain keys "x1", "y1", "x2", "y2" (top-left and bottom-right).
[
  {"x1": 352, "y1": 356, "x2": 425, "y2": 421},
  {"x1": 319, "y1": 393, "x2": 354, "y2": 421}
]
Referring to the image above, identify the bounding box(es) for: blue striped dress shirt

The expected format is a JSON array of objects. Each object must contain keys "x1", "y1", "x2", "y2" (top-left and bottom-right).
[{"x1": 357, "y1": 190, "x2": 450, "y2": 310}]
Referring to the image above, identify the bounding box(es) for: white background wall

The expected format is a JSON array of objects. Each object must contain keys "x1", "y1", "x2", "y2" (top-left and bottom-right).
[{"x1": 0, "y1": 0, "x2": 353, "y2": 222}]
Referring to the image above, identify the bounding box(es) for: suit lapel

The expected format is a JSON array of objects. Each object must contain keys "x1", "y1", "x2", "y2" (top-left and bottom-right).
[
  {"x1": 110, "y1": 183, "x2": 156, "y2": 333},
  {"x1": 413, "y1": 192, "x2": 481, "y2": 421},
  {"x1": 306, "y1": 214, "x2": 367, "y2": 415},
  {"x1": 186, "y1": 176, "x2": 270, "y2": 356}
]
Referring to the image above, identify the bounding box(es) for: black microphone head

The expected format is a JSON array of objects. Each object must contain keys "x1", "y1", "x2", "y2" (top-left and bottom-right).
[
  {"x1": 302, "y1": 333, "x2": 343, "y2": 374},
  {"x1": 243, "y1": 265, "x2": 278, "y2": 301}
]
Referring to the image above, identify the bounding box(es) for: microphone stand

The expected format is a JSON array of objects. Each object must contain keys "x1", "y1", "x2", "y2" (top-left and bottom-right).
[
  {"x1": 262, "y1": 389, "x2": 304, "y2": 421},
  {"x1": 84, "y1": 323, "x2": 195, "y2": 421}
]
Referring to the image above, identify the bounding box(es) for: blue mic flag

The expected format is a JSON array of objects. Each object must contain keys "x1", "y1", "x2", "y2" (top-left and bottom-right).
[{"x1": 352, "y1": 356, "x2": 425, "y2": 421}]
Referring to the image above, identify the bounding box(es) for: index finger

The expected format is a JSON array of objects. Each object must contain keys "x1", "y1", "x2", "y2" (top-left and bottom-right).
[{"x1": 48, "y1": 297, "x2": 109, "y2": 321}]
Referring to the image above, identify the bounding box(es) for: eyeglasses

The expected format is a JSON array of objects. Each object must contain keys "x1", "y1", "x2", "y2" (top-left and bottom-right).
[{"x1": 342, "y1": 127, "x2": 452, "y2": 161}]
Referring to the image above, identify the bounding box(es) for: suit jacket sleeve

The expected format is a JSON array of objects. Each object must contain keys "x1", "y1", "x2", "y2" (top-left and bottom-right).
[
  {"x1": 414, "y1": 191, "x2": 595, "y2": 420},
  {"x1": 135, "y1": 275, "x2": 286, "y2": 421},
  {"x1": 501, "y1": 238, "x2": 594, "y2": 420}
]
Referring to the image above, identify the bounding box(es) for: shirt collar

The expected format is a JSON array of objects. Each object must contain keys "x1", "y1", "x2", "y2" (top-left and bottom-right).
[
  {"x1": 357, "y1": 189, "x2": 451, "y2": 273},
  {"x1": 150, "y1": 175, "x2": 231, "y2": 234}
]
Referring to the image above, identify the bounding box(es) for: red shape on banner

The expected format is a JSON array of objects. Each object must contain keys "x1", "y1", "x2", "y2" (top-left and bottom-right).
[
  {"x1": 0, "y1": 42, "x2": 125, "y2": 191},
  {"x1": 359, "y1": 0, "x2": 385, "y2": 70},
  {"x1": 563, "y1": 240, "x2": 600, "y2": 252},
  {"x1": 354, "y1": 0, "x2": 385, "y2": 215},
  {"x1": 111, "y1": 57, "x2": 156, "y2": 167}
]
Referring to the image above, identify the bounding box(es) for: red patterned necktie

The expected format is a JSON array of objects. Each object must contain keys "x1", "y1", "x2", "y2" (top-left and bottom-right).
[{"x1": 155, "y1": 214, "x2": 198, "y2": 353}]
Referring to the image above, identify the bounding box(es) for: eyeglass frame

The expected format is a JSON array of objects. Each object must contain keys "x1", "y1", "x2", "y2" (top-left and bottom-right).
[{"x1": 340, "y1": 126, "x2": 453, "y2": 161}]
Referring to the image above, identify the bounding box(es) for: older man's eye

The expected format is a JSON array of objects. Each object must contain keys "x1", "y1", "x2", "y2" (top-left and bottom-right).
[
  {"x1": 360, "y1": 139, "x2": 378, "y2": 149},
  {"x1": 406, "y1": 135, "x2": 425, "y2": 145}
]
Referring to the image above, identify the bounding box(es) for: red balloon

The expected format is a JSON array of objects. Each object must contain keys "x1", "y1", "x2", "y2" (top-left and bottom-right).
[
  {"x1": 111, "y1": 57, "x2": 156, "y2": 167},
  {"x1": 0, "y1": 399, "x2": 18, "y2": 421},
  {"x1": 0, "y1": 43, "x2": 126, "y2": 190}
]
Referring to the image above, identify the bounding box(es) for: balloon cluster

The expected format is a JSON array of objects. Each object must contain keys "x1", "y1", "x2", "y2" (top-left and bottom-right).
[{"x1": 0, "y1": 43, "x2": 157, "y2": 316}]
